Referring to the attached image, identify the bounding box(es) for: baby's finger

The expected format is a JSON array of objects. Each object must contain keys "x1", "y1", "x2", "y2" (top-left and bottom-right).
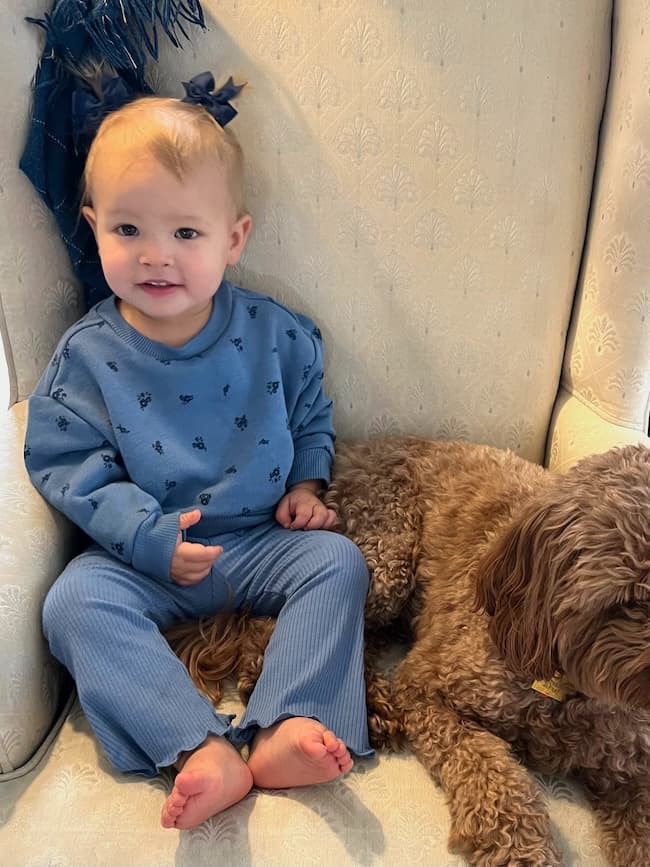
[
  {"x1": 305, "y1": 506, "x2": 337, "y2": 531},
  {"x1": 181, "y1": 542, "x2": 223, "y2": 563},
  {"x1": 178, "y1": 509, "x2": 202, "y2": 532},
  {"x1": 173, "y1": 572, "x2": 208, "y2": 586},
  {"x1": 275, "y1": 498, "x2": 292, "y2": 528},
  {"x1": 172, "y1": 556, "x2": 218, "y2": 583},
  {"x1": 290, "y1": 502, "x2": 315, "y2": 530}
]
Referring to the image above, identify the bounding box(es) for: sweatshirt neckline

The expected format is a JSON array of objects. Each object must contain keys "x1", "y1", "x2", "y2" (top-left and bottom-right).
[{"x1": 96, "y1": 281, "x2": 234, "y2": 360}]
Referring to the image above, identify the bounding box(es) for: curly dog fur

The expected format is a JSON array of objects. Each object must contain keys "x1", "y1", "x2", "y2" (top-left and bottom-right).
[{"x1": 167, "y1": 438, "x2": 650, "y2": 867}]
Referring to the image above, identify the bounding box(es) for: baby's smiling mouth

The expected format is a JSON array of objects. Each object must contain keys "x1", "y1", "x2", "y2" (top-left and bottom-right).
[{"x1": 138, "y1": 281, "x2": 181, "y2": 291}]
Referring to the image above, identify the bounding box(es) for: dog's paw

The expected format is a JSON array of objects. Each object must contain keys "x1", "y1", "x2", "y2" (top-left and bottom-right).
[
  {"x1": 367, "y1": 710, "x2": 404, "y2": 751},
  {"x1": 449, "y1": 815, "x2": 563, "y2": 867},
  {"x1": 366, "y1": 672, "x2": 405, "y2": 751},
  {"x1": 452, "y1": 837, "x2": 563, "y2": 867}
]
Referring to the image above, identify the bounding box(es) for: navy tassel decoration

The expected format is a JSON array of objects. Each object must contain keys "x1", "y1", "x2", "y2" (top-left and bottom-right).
[{"x1": 20, "y1": 1, "x2": 206, "y2": 309}]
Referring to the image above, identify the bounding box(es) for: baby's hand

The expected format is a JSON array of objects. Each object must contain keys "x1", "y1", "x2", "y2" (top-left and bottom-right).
[
  {"x1": 275, "y1": 486, "x2": 337, "y2": 531},
  {"x1": 170, "y1": 509, "x2": 223, "y2": 586}
]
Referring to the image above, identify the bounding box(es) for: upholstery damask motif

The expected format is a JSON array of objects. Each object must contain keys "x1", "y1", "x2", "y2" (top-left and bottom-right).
[
  {"x1": 1, "y1": 688, "x2": 609, "y2": 867},
  {"x1": 0, "y1": 0, "x2": 84, "y2": 406},
  {"x1": 549, "y1": 0, "x2": 650, "y2": 469},
  {"x1": 0, "y1": 403, "x2": 77, "y2": 778},
  {"x1": 181, "y1": 0, "x2": 612, "y2": 463}
]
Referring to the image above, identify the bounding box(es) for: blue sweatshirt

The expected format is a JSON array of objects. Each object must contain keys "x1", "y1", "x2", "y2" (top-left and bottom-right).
[{"x1": 25, "y1": 281, "x2": 335, "y2": 582}]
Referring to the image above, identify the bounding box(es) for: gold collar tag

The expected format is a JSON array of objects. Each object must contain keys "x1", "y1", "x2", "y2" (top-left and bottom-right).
[{"x1": 531, "y1": 672, "x2": 567, "y2": 702}]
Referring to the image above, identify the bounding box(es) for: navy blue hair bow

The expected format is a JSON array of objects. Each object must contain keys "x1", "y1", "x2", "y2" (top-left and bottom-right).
[
  {"x1": 181, "y1": 72, "x2": 245, "y2": 127},
  {"x1": 72, "y1": 70, "x2": 244, "y2": 149}
]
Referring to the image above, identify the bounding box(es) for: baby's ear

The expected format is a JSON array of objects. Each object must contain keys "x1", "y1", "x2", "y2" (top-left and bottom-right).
[
  {"x1": 82, "y1": 205, "x2": 97, "y2": 236},
  {"x1": 227, "y1": 213, "x2": 253, "y2": 265}
]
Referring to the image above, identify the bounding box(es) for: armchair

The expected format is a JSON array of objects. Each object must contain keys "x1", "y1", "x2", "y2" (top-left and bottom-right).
[{"x1": 1, "y1": 1, "x2": 648, "y2": 865}]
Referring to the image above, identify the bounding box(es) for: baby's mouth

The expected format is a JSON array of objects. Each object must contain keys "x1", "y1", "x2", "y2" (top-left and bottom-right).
[{"x1": 138, "y1": 281, "x2": 180, "y2": 292}]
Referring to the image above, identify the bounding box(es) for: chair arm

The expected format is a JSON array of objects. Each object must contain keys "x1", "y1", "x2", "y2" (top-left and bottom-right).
[
  {"x1": 549, "y1": 1, "x2": 650, "y2": 473},
  {"x1": 546, "y1": 385, "x2": 650, "y2": 472},
  {"x1": 0, "y1": 400, "x2": 79, "y2": 776}
]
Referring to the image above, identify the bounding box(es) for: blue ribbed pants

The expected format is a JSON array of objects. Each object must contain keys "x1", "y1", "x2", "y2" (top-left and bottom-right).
[{"x1": 42, "y1": 521, "x2": 373, "y2": 776}]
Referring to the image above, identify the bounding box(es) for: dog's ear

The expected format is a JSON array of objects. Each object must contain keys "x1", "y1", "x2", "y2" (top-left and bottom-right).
[{"x1": 475, "y1": 489, "x2": 573, "y2": 680}]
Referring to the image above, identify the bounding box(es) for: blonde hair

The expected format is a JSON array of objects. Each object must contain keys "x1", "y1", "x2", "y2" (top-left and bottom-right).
[{"x1": 82, "y1": 96, "x2": 246, "y2": 216}]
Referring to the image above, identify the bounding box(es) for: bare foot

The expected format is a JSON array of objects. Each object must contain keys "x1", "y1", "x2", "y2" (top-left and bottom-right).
[
  {"x1": 247, "y1": 717, "x2": 353, "y2": 789},
  {"x1": 161, "y1": 735, "x2": 253, "y2": 829}
]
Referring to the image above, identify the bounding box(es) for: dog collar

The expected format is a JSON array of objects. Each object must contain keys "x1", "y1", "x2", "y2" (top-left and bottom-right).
[{"x1": 531, "y1": 672, "x2": 567, "y2": 702}]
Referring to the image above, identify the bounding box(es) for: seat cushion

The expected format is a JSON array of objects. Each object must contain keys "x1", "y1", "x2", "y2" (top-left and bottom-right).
[{"x1": 0, "y1": 686, "x2": 609, "y2": 867}]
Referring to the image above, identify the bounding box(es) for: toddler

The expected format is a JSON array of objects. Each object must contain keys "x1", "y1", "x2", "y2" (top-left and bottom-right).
[{"x1": 24, "y1": 82, "x2": 372, "y2": 830}]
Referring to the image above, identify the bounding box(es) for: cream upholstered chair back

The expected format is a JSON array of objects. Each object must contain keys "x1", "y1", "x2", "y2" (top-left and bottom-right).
[
  {"x1": 156, "y1": 1, "x2": 613, "y2": 464},
  {"x1": 1, "y1": 0, "x2": 627, "y2": 465}
]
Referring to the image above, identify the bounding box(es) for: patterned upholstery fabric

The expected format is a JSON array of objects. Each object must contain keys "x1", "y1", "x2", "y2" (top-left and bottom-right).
[
  {"x1": 0, "y1": 1, "x2": 85, "y2": 406},
  {"x1": 1, "y1": 1, "x2": 649, "y2": 865},
  {"x1": 1, "y1": 685, "x2": 612, "y2": 867},
  {"x1": 548, "y1": 0, "x2": 650, "y2": 470},
  {"x1": 179, "y1": 1, "x2": 612, "y2": 464}
]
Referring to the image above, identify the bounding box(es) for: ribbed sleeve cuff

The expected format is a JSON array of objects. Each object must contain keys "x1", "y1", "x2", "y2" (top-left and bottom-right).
[
  {"x1": 286, "y1": 448, "x2": 332, "y2": 488},
  {"x1": 131, "y1": 512, "x2": 180, "y2": 582}
]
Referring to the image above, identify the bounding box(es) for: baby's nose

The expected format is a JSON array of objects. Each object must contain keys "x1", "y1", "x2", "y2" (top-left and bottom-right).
[{"x1": 139, "y1": 243, "x2": 173, "y2": 267}]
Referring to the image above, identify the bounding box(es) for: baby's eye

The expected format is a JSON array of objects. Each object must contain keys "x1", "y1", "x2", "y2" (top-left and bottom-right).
[
  {"x1": 175, "y1": 228, "x2": 199, "y2": 240},
  {"x1": 116, "y1": 224, "x2": 138, "y2": 237}
]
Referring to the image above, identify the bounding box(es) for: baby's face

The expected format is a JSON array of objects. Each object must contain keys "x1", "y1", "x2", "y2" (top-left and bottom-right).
[{"x1": 83, "y1": 152, "x2": 250, "y2": 338}]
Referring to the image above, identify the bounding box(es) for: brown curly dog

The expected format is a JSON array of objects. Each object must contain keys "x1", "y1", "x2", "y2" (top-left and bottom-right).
[{"x1": 167, "y1": 438, "x2": 650, "y2": 867}]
